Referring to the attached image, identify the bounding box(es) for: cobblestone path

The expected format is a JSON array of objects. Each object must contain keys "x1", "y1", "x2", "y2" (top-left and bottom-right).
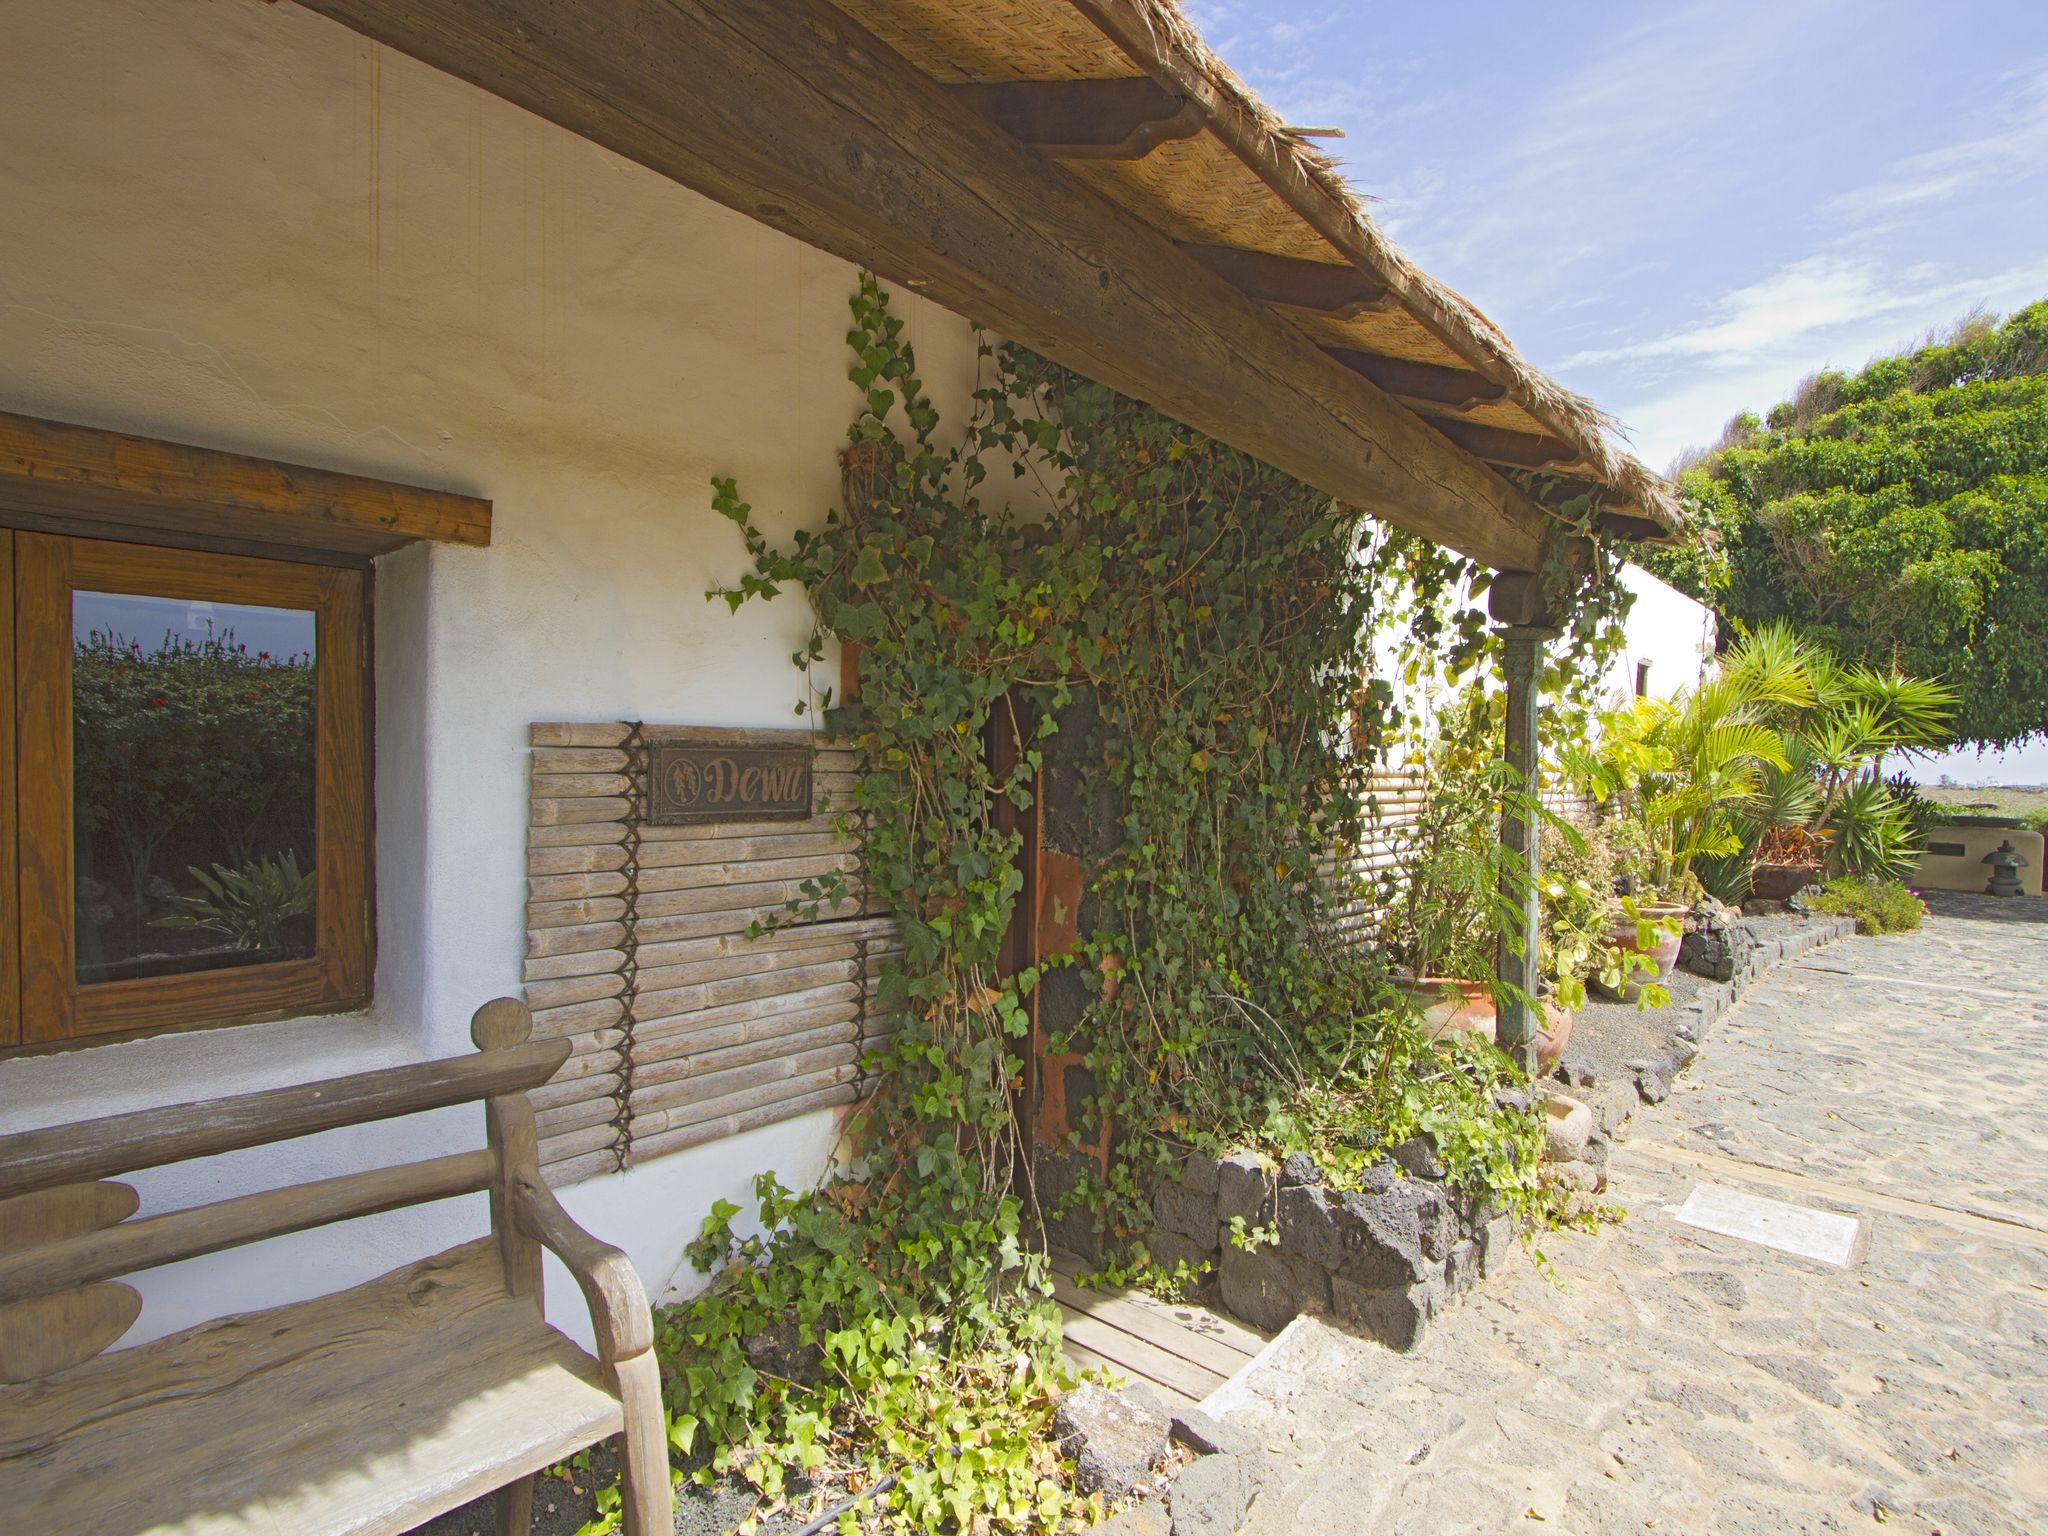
[{"x1": 1223, "y1": 896, "x2": 2048, "y2": 1534}]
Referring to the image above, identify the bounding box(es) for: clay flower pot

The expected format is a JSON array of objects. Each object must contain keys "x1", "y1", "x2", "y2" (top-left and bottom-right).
[
  {"x1": 1534, "y1": 1000, "x2": 1575, "y2": 1071},
  {"x1": 1749, "y1": 862, "x2": 1822, "y2": 902},
  {"x1": 1397, "y1": 976, "x2": 1498, "y2": 1044},
  {"x1": 1605, "y1": 902, "x2": 1686, "y2": 980}
]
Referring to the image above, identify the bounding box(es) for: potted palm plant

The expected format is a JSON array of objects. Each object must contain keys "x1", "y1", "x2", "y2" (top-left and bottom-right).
[
  {"x1": 1378, "y1": 693, "x2": 1524, "y2": 1043},
  {"x1": 1536, "y1": 815, "x2": 1615, "y2": 1064},
  {"x1": 1711, "y1": 624, "x2": 1957, "y2": 900},
  {"x1": 1567, "y1": 682, "x2": 1786, "y2": 992}
]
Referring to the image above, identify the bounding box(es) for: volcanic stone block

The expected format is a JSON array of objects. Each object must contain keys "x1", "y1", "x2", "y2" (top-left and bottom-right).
[
  {"x1": 1275, "y1": 1183, "x2": 1342, "y2": 1269},
  {"x1": 1412, "y1": 1182, "x2": 1456, "y2": 1262},
  {"x1": 1279, "y1": 1151, "x2": 1324, "y2": 1187},
  {"x1": 1146, "y1": 1229, "x2": 1219, "y2": 1275},
  {"x1": 1390, "y1": 1133, "x2": 1445, "y2": 1181},
  {"x1": 1153, "y1": 1177, "x2": 1221, "y2": 1245},
  {"x1": 1330, "y1": 1274, "x2": 1444, "y2": 1352},
  {"x1": 1445, "y1": 1236, "x2": 1481, "y2": 1295},
  {"x1": 1355, "y1": 1155, "x2": 1402, "y2": 1193},
  {"x1": 1170, "y1": 1409, "x2": 1259, "y2": 1459},
  {"x1": 1218, "y1": 1243, "x2": 1329, "y2": 1333},
  {"x1": 1036, "y1": 1148, "x2": 1104, "y2": 1261},
  {"x1": 1216, "y1": 1152, "x2": 1277, "y2": 1229},
  {"x1": 1169, "y1": 1450, "x2": 1253, "y2": 1536},
  {"x1": 1053, "y1": 1383, "x2": 1170, "y2": 1500},
  {"x1": 1176, "y1": 1148, "x2": 1223, "y2": 1196},
  {"x1": 1332, "y1": 1182, "x2": 1437, "y2": 1287}
]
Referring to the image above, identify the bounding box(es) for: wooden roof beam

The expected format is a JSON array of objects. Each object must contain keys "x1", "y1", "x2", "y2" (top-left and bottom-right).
[
  {"x1": 0, "y1": 410, "x2": 491, "y2": 559},
  {"x1": 1072, "y1": 0, "x2": 1667, "y2": 532},
  {"x1": 1429, "y1": 419, "x2": 1578, "y2": 471},
  {"x1": 1322, "y1": 349, "x2": 1506, "y2": 412},
  {"x1": 296, "y1": 0, "x2": 1550, "y2": 571},
  {"x1": 948, "y1": 79, "x2": 1203, "y2": 160},
  {"x1": 1180, "y1": 245, "x2": 1390, "y2": 317}
]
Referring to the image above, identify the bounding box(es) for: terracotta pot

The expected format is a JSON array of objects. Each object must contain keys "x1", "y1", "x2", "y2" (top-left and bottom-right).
[
  {"x1": 1605, "y1": 902, "x2": 1686, "y2": 980},
  {"x1": 1749, "y1": 862, "x2": 1821, "y2": 902},
  {"x1": 1398, "y1": 976, "x2": 1497, "y2": 1044},
  {"x1": 1534, "y1": 1001, "x2": 1575, "y2": 1071}
]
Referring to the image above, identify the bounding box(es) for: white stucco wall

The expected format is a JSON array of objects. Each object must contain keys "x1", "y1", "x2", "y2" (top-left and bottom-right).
[
  {"x1": 1604, "y1": 563, "x2": 1716, "y2": 703},
  {"x1": 0, "y1": 0, "x2": 982, "y2": 1349}
]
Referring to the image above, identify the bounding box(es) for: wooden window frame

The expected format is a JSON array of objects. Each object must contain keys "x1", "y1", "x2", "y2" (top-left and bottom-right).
[{"x1": 8, "y1": 533, "x2": 372, "y2": 1048}]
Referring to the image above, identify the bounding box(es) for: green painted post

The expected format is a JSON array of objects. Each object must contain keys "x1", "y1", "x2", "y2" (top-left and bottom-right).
[{"x1": 1495, "y1": 623, "x2": 1552, "y2": 1071}]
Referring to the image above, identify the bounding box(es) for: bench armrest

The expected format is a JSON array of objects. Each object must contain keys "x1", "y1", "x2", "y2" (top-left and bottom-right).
[{"x1": 511, "y1": 1175, "x2": 654, "y2": 1366}]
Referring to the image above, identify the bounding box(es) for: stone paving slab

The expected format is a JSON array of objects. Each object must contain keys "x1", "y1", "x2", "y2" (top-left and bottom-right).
[{"x1": 1218, "y1": 895, "x2": 2048, "y2": 1535}]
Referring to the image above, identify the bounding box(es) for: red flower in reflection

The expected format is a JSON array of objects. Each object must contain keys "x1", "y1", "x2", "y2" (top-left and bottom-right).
[{"x1": 149, "y1": 696, "x2": 165, "y2": 709}]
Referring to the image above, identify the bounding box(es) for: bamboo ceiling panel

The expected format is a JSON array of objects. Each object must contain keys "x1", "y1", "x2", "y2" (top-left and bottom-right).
[
  {"x1": 827, "y1": 0, "x2": 1682, "y2": 534},
  {"x1": 835, "y1": 0, "x2": 1136, "y2": 82},
  {"x1": 1286, "y1": 307, "x2": 1477, "y2": 368},
  {"x1": 523, "y1": 724, "x2": 900, "y2": 1182},
  {"x1": 1066, "y1": 138, "x2": 1334, "y2": 263}
]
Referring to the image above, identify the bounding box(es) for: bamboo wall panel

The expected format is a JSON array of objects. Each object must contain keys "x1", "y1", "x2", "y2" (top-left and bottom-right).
[
  {"x1": 1324, "y1": 768, "x2": 1594, "y2": 947},
  {"x1": 524, "y1": 724, "x2": 899, "y2": 1180}
]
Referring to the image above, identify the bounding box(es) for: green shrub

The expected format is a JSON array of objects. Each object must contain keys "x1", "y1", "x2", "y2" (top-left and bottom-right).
[{"x1": 1814, "y1": 876, "x2": 1926, "y2": 934}]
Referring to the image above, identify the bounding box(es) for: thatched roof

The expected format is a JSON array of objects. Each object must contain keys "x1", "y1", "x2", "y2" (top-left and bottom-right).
[{"x1": 834, "y1": 0, "x2": 1681, "y2": 539}]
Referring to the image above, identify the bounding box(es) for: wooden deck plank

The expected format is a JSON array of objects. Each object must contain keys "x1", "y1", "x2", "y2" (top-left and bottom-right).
[
  {"x1": 1050, "y1": 1266, "x2": 1266, "y2": 1358},
  {"x1": 1058, "y1": 1335, "x2": 1205, "y2": 1415},
  {"x1": 1059, "y1": 1304, "x2": 1228, "y2": 1405},
  {"x1": 1048, "y1": 1271, "x2": 1257, "y2": 1377},
  {"x1": 1112, "y1": 1286, "x2": 1267, "y2": 1358}
]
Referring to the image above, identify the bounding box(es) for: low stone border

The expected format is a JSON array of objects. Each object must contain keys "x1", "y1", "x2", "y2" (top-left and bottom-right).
[
  {"x1": 1146, "y1": 1138, "x2": 1510, "y2": 1357},
  {"x1": 1083, "y1": 908, "x2": 1860, "y2": 1536},
  {"x1": 1057, "y1": 1383, "x2": 1273, "y2": 1536},
  {"x1": 1553, "y1": 909, "x2": 1855, "y2": 1162},
  {"x1": 1139, "y1": 910, "x2": 1855, "y2": 1360}
]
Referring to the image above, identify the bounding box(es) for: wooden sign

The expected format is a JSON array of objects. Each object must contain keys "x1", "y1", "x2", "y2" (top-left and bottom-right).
[{"x1": 648, "y1": 740, "x2": 812, "y2": 825}]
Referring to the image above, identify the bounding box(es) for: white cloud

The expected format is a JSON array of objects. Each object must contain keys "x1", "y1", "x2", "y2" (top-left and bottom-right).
[
  {"x1": 1598, "y1": 256, "x2": 2048, "y2": 468},
  {"x1": 1826, "y1": 67, "x2": 2048, "y2": 225},
  {"x1": 1563, "y1": 257, "x2": 1905, "y2": 368},
  {"x1": 1572, "y1": 253, "x2": 2048, "y2": 374}
]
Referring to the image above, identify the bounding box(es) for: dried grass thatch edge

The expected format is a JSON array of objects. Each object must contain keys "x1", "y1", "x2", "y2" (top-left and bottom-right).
[{"x1": 1070, "y1": 0, "x2": 1683, "y2": 538}]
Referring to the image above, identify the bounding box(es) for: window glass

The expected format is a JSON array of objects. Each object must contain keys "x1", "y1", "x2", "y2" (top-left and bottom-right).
[{"x1": 71, "y1": 592, "x2": 318, "y2": 985}]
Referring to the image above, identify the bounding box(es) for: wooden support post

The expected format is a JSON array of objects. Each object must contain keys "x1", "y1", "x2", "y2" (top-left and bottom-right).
[
  {"x1": 1494, "y1": 625, "x2": 1547, "y2": 1068},
  {"x1": 1487, "y1": 565, "x2": 1559, "y2": 1071}
]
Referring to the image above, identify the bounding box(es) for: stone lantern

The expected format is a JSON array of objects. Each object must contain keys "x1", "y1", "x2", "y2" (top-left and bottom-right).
[{"x1": 1982, "y1": 839, "x2": 2029, "y2": 898}]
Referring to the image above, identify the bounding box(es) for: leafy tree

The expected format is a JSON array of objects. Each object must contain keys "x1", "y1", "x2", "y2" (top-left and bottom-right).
[{"x1": 1647, "y1": 301, "x2": 2048, "y2": 749}]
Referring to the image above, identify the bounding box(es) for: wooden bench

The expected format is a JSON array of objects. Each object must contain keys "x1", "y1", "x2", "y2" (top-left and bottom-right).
[{"x1": 0, "y1": 998, "x2": 675, "y2": 1536}]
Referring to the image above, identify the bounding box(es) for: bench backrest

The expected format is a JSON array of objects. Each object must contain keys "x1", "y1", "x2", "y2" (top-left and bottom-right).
[{"x1": 0, "y1": 998, "x2": 564, "y2": 1383}]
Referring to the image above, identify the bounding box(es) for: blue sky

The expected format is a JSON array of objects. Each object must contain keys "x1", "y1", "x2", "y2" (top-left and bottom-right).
[
  {"x1": 1192, "y1": 0, "x2": 2048, "y2": 471},
  {"x1": 1191, "y1": 0, "x2": 2048, "y2": 780}
]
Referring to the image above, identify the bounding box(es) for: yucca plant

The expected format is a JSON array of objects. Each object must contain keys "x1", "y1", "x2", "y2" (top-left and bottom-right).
[
  {"x1": 152, "y1": 851, "x2": 315, "y2": 951},
  {"x1": 1566, "y1": 678, "x2": 1791, "y2": 903},
  {"x1": 1706, "y1": 623, "x2": 1956, "y2": 892}
]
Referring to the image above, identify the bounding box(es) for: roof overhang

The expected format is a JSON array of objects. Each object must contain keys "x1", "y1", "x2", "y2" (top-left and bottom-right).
[{"x1": 292, "y1": 0, "x2": 1674, "y2": 570}]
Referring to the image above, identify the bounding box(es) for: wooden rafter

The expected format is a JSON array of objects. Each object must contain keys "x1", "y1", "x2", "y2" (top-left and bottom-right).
[
  {"x1": 1429, "y1": 419, "x2": 1578, "y2": 471},
  {"x1": 949, "y1": 78, "x2": 1203, "y2": 160},
  {"x1": 1322, "y1": 349, "x2": 1506, "y2": 411},
  {"x1": 294, "y1": 0, "x2": 1551, "y2": 569},
  {"x1": 1070, "y1": 0, "x2": 1647, "y2": 517},
  {"x1": 1179, "y1": 245, "x2": 1389, "y2": 317}
]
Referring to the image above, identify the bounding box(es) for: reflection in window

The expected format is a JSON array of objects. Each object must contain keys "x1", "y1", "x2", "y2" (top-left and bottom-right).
[{"x1": 71, "y1": 593, "x2": 318, "y2": 984}]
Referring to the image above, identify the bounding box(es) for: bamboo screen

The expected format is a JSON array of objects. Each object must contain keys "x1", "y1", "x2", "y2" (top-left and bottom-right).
[
  {"x1": 1324, "y1": 768, "x2": 1595, "y2": 947},
  {"x1": 522, "y1": 724, "x2": 901, "y2": 1182}
]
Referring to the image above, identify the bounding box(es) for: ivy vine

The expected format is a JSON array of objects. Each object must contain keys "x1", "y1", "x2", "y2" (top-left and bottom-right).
[{"x1": 666, "y1": 276, "x2": 1616, "y2": 1530}]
